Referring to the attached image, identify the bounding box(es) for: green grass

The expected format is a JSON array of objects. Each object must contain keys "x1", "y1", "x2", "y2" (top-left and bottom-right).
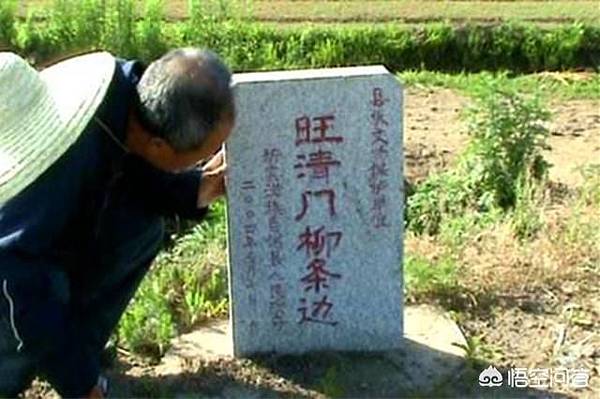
[
  {"x1": 405, "y1": 255, "x2": 460, "y2": 302},
  {"x1": 3, "y1": 1, "x2": 600, "y2": 72},
  {"x1": 399, "y1": 70, "x2": 600, "y2": 100},
  {"x1": 117, "y1": 201, "x2": 229, "y2": 359}
]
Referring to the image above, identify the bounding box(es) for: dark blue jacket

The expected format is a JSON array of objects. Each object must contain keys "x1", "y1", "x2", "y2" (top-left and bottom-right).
[{"x1": 0, "y1": 58, "x2": 207, "y2": 394}]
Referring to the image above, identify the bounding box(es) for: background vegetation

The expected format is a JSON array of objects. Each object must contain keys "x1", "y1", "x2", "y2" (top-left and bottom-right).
[
  {"x1": 4, "y1": 1, "x2": 598, "y2": 396},
  {"x1": 1, "y1": 0, "x2": 599, "y2": 72}
]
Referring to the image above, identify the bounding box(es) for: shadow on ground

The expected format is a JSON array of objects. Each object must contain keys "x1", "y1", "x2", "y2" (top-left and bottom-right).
[{"x1": 108, "y1": 338, "x2": 570, "y2": 398}]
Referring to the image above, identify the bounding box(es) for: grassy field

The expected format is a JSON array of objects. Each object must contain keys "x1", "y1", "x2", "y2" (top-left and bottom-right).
[
  {"x1": 399, "y1": 70, "x2": 600, "y2": 100},
  {"x1": 19, "y1": 0, "x2": 600, "y2": 23}
]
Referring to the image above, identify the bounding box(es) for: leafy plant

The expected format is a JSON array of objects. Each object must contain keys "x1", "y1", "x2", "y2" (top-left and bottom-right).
[
  {"x1": 116, "y1": 202, "x2": 229, "y2": 356},
  {"x1": 102, "y1": 0, "x2": 137, "y2": 57},
  {"x1": 117, "y1": 267, "x2": 176, "y2": 360},
  {"x1": 407, "y1": 78, "x2": 551, "y2": 236},
  {"x1": 137, "y1": 0, "x2": 167, "y2": 61},
  {"x1": 405, "y1": 255, "x2": 459, "y2": 301},
  {"x1": 0, "y1": 0, "x2": 17, "y2": 49},
  {"x1": 462, "y1": 79, "x2": 551, "y2": 209},
  {"x1": 455, "y1": 335, "x2": 503, "y2": 367}
]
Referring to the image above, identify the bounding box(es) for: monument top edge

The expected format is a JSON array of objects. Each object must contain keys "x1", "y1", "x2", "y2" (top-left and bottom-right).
[{"x1": 232, "y1": 65, "x2": 393, "y2": 85}]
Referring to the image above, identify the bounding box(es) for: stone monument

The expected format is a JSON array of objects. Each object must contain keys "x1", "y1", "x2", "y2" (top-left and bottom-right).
[{"x1": 225, "y1": 66, "x2": 404, "y2": 356}]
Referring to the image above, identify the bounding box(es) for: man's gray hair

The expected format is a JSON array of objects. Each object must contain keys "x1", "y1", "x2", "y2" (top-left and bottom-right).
[{"x1": 136, "y1": 48, "x2": 234, "y2": 152}]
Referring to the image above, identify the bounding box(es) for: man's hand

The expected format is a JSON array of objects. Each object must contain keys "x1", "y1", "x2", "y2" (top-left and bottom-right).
[{"x1": 198, "y1": 148, "x2": 227, "y2": 208}]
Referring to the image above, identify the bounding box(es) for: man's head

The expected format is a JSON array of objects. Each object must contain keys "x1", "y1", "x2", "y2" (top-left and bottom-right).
[{"x1": 128, "y1": 48, "x2": 234, "y2": 172}]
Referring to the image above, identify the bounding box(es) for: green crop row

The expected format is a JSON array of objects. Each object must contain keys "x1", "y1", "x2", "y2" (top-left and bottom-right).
[{"x1": 1, "y1": 0, "x2": 598, "y2": 72}]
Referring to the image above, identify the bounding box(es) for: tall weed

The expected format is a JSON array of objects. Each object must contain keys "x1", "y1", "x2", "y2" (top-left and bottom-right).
[
  {"x1": 462, "y1": 78, "x2": 551, "y2": 209},
  {"x1": 407, "y1": 78, "x2": 551, "y2": 235}
]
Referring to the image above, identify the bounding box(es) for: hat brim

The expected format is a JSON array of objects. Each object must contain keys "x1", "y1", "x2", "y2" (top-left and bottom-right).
[{"x1": 0, "y1": 52, "x2": 115, "y2": 203}]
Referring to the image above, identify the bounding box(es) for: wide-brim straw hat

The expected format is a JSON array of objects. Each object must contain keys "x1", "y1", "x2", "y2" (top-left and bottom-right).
[{"x1": 0, "y1": 52, "x2": 116, "y2": 204}]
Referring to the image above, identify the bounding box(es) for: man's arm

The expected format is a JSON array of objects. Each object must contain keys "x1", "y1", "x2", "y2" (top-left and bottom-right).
[
  {"x1": 121, "y1": 155, "x2": 208, "y2": 219},
  {"x1": 119, "y1": 153, "x2": 222, "y2": 219}
]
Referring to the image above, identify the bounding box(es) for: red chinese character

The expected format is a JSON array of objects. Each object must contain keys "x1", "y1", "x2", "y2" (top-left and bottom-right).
[
  {"x1": 243, "y1": 223, "x2": 257, "y2": 249},
  {"x1": 372, "y1": 143, "x2": 389, "y2": 157},
  {"x1": 372, "y1": 88, "x2": 388, "y2": 107},
  {"x1": 243, "y1": 253, "x2": 256, "y2": 289},
  {"x1": 371, "y1": 109, "x2": 389, "y2": 130},
  {"x1": 243, "y1": 234, "x2": 256, "y2": 249},
  {"x1": 295, "y1": 114, "x2": 343, "y2": 145},
  {"x1": 263, "y1": 148, "x2": 282, "y2": 163},
  {"x1": 297, "y1": 296, "x2": 337, "y2": 326},
  {"x1": 372, "y1": 194, "x2": 387, "y2": 210},
  {"x1": 301, "y1": 258, "x2": 341, "y2": 293},
  {"x1": 266, "y1": 199, "x2": 283, "y2": 215},
  {"x1": 272, "y1": 317, "x2": 286, "y2": 331},
  {"x1": 374, "y1": 215, "x2": 389, "y2": 228},
  {"x1": 270, "y1": 283, "x2": 286, "y2": 304},
  {"x1": 295, "y1": 149, "x2": 341, "y2": 182},
  {"x1": 295, "y1": 189, "x2": 337, "y2": 221},
  {"x1": 265, "y1": 179, "x2": 282, "y2": 198},
  {"x1": 297, "y1": 226, "x2": 342, "y2": 258},
  {"x1": 368, "y1": 178, "x2": 388, "y2": 196},
  {"x1": 312, "y1": 114, "x2": 343, "y2": 144},
  {"x1": 242, "y1": 180, "x2": 255, "y2": 190},
  {"x1": 371, "y1": 128, "x2": 388, "y2": 146},
  {"x1": 369, "y1": 161, "x2": 389, "y2": 178},
  {"x1": 270, "y1": 246, "x2": 284, "y2": 267},
  {"x1": 372, "y1": 195, "x2": 390, "y2": 229},
  {"x1": 295, "y1": 116, "x2": 311, "y2": 145}
]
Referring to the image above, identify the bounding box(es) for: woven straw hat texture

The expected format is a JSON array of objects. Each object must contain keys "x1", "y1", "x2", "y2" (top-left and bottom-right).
[{"x1": 0, "y1": 52, "x2": 116, "y2": 204}]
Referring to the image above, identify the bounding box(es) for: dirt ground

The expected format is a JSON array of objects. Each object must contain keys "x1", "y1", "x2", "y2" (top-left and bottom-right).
[
  {"x1": 404, "y1": 87, "x2": 599, "y2": 398},
  {"x1": 23, "y1": 87, "x2": 599, "y2": 398},
  {"x1": 404, "y1": 87, "x2": 600, "y2": 187}
]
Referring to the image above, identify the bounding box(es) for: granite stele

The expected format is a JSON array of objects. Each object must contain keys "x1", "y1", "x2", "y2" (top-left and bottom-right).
[{"x1": 226, "y1": 66, "x2": 404, "y2": 356}]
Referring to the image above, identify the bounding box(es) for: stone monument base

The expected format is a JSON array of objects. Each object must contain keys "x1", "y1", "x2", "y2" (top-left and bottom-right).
[{"x1": 156, "y1": 305, "x2": 467, "y2": 395}]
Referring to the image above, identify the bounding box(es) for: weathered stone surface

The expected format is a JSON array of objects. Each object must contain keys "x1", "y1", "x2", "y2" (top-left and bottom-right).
[
  {"x1": 225, "y1": 66, "x2": 404, "y2": 356},
  {"x1": 385, "y1": 305, "x2": 467, "y2": 392}
]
